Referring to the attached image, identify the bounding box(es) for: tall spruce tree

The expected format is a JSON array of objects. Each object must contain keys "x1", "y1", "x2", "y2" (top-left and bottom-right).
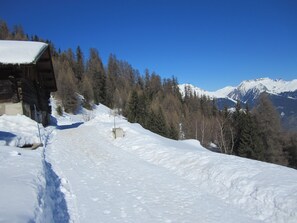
[
  {"x1": 86, "y1": 48, "x2": 106, "y2": 105},
  {"x1": 0, "y1": 20, "x2": 10, "y2": 39},
  {"x1": 147, "y1": 107, "x2": 168, "y2": 137},
  {"x1": 75, "y1": 46, "x2": 84, "y2": 81},
  {"x1": 168, "y1": 122, "x2": 179, "y2": 140},
  {"x1": 126, "y1": 90, "x2": 140, "y2": 123},
  {"x1": 253, "y1": 93, "x2": 287, "y2": 165},
  {"x1": 53, "y1": 57, "x2": 78, "y2": 113},
  {"x1": 106, "y1": 54, "x2": 119, "y2": 108},
  {"x1": 81, "y1": 75, "x2": 94, "y2": 109}
]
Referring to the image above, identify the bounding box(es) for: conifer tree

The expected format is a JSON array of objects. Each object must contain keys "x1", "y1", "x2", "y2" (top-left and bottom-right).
[
  {"x1": 147, "y1": 107, "x2": 168, "y2": 137},
  {"x1": 168, "y1": 122, "x2": 179, "y2": 140},
  {"x1": 75, "y1": 46, "x2": 84, "y2": 81},
  {"x1": 106, "y1": 54, "x2": 119, "y2": 108},
  {"x1": 253, "y1": 93, "x2": 287, "y2": 165},
  {"x1": 81, "y1": 75, "x2": 94, "y2": 109},
  {"x1": 126, "y1": 90, "x2": 139, "y2": 123},
  {"x1": 54, "y1": 58, "x2": 78, "y2": 113},
  {"x1": 236, "y1": 111, "x2": 264, "y2": 160},
  {"x1": 86, "y1": 48, "x2": 106, "y2": 105},
  {"x1": 11, "y1": 24, "x2": 27, "y2": 40},
  {"x1": 0, "y1": 20, "x2": 10, "y2": 39},
  {"x1": 156, "y1": 107, "x2": 168, "y2": 137}
]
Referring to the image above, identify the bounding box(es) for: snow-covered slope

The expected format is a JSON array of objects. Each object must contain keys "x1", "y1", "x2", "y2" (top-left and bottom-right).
[{"x1": 1, "y1": 104, "x2": 297, "y2": 222}]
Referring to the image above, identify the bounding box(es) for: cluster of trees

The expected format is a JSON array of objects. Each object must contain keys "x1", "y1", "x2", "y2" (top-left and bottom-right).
[
  {"x1": 1, "y1": 20, "x2": 297, "y2": 168},
  {"x1": 180, "y1": 87, "x2": 297, "y2": 168},
  {"x1": 215, "y1": 94, "x2": 296, "y2": 167}
]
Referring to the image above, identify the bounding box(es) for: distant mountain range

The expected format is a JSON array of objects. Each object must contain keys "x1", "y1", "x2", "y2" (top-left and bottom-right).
[{"x1": 179, "y1": 78, "x2": 297, "y2": 131}]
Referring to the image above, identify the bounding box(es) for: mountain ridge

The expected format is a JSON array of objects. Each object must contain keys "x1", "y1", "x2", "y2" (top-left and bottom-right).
[
  {"x1": 179, "y1": 77, "x2": 297, "y2": 100},
  {"x1": 179, "y1": 77, "x2": 297, "y2": 131}
]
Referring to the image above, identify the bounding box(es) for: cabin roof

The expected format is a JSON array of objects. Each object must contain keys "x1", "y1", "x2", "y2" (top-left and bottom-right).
[
  {"x1": 0, "y1": 40, "x2": 57, "y2": 92},
  {"x1": 0, "y1": 40, "x2": 48, "y2": 65}
]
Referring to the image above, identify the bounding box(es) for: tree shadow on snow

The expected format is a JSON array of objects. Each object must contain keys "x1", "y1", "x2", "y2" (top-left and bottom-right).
[
  {"x1": 43, "y1": 158, "x2": 70, "y2": 222},
  {"x1": 49, "y1": 115, "x2": 84, "y2": 130},
  {"x1": 56, "y1": 122, "x2": 84, "y2": 130},
  {"x1": 0, "y1": 131, "x2": 17, "y2": 145}
]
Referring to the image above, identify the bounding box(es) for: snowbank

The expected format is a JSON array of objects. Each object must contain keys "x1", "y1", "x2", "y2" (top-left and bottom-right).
[
  {"x1": 0, "y1": 146, "x2": 45, "y2": 222},
  {"x1": 0, "y1": 114, "x2": 44, "y2": 147},
  {"x1": 109, "y1": 113, "x2": 297, "y2": 223}
]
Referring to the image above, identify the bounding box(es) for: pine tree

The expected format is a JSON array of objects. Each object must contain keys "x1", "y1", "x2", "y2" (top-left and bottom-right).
[
  {"x1": 236, "y1": 111, "x2": 264, "y2": 160},
  {"x1": 126, "y1": 90, "x2": 139, "y2": 123},
  {"x1": 137, "y1": 93, "x2": 149, "y2": 127},
  {"x1": 233, "y1": 101, "x2": 243, "y2": 155},
  {"x1": 253, "y1": 93, "x2": 287, "y2": 165},
  {"x1": 106, "y1": 54, "x2": 119, "y2": 108},
  {"x1": 86, "y1": 48, "x2": 106, "y2": 105},
  {"x1": 54, "y1": 58, "x2": 78, "y2": 113},
  {"x1": 156, "y1": 107, "x2": 168, "y2": 137},
  {"x1": 282, "y1": 133, "x2": 297, "y2": 169},
  {"x1": 0, "y1": 20, "x2": 10, "y2": 39},
  {"x1": 75, "y1": 46, "x2": 84, "y2": 81},
  {"x1": 11, "y1": 24, "x2": 27, "y2": 40},
  {"x1": 168, "y1": 122, "x2": 179, "y2": 140},
  {"x1": 147, "y1": 107, "x2": 168, "y2": 137},
  {"x1": 81, "y1": 75, "x2": 94, "y2": 109}
]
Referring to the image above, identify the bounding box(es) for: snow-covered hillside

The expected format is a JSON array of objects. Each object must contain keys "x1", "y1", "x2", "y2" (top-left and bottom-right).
[{"x1": 0, "y1": 104, "x2": 297, "y2": 223}]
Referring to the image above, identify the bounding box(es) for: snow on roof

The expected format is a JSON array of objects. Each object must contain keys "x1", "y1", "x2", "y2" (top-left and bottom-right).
[{"x1": 0, "y1": 40, "x2": 48, "y2": 65}]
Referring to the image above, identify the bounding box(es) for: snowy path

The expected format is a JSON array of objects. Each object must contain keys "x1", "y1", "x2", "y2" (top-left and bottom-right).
[
  {"x1": 46, "y1": 122, "x2": 261, "y2": 223},
  {"x1": 1, "y1": 107, "x2": 296, "y2": 222}
]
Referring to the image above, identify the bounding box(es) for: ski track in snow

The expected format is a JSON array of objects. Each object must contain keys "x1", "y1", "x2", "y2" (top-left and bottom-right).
[{"x1": 45, "y1": 119, "x2": 262, "y2": 223}]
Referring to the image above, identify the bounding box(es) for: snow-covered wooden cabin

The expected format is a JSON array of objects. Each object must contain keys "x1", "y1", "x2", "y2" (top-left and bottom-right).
[{"x1": 0, "y1": 40, "x2": 57, "y2": 126}]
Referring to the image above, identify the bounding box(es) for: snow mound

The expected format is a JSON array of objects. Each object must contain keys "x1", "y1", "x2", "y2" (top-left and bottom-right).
[
  {"x1": 0, "y1": 114, "x2": 44, "y2": 147},
  {"x1": 112, "y1": 120, "x2": 297, "y2": 223},
  {"x1": 0, "y1": 146, "x2": 45, "y2": 223}
]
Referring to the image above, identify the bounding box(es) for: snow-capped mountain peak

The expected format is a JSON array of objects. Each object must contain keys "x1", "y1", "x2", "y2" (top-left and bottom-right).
[
  {"x1": 179, "y1": 83, "x2": 214, "y2": 98},
  {"x1": 227, "y1": 78, "x2": 297, "y2": 101},
  {"x1": 235, "y1": 77, "x2": 297, "y2": 94},
  {"x1": 179, "y1": 77, "x2": 297, "y2": 100}
]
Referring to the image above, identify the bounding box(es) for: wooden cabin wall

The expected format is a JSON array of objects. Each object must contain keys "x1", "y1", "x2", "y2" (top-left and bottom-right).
[
  {"x1": 21, "y1": 78, "x2": 39, "y2": 108},
  {"x1": 0, "y1": 47, "x2": 56, "y2": 126},
  {"x1": 0, "y1": 80, "x2": 14, "y2": 103},
  {"x1": 0, "y1": 67, "x2": 21, "y2": 103}
]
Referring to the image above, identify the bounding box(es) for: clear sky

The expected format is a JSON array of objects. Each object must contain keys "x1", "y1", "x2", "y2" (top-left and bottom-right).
[{"x1": 1, "y1": 0, "x2": 297, "y2": 90}]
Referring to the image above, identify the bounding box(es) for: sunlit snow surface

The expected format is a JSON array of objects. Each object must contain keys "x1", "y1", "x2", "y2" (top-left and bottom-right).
[
  {"x1": 0, "y1": 40, "x2": 47, "y2": 64},
  {"x1": 0, "y1": 103, "x2": 297, "y2": 223}
]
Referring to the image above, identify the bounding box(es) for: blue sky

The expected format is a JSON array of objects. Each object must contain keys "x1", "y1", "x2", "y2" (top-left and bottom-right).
[{"x1": 1, "y1": 0, "x2": 297, "y2": 90}]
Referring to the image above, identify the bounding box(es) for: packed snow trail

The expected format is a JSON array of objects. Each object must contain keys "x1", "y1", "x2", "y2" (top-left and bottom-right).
[
  {"x1": 42, "y1": 127, "x2": 70, "y2": 222},
  {"x1": 46, "y1": 122, "x2": 261, "y2": 222}
]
